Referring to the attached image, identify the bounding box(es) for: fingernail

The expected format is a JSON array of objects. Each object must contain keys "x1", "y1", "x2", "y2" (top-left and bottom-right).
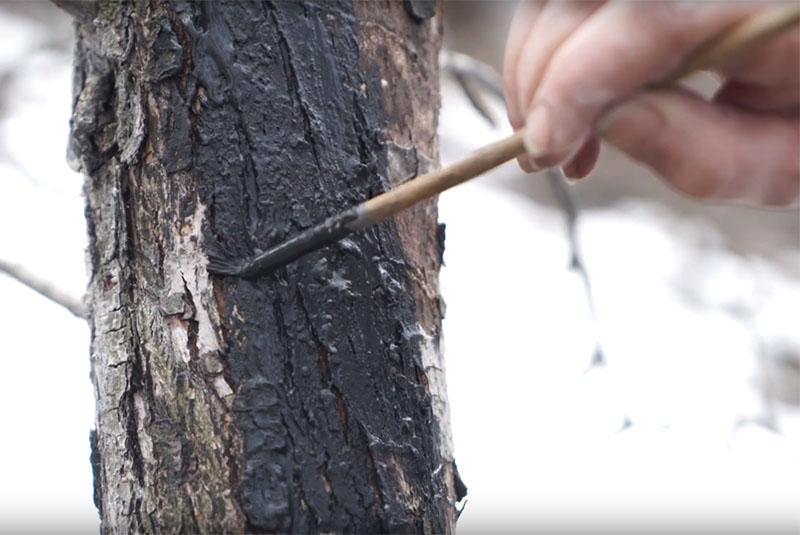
[
  {"x1": 559, "y1": 166, "x2": 577, "y2": 184},
  {"x1": 560, "y1": 164, "x2": 582, "y2": 183},
  {"x1": 517, "y1": 154, "x2": 535, "y2": 174},
  {"x1": 523, "y1": 103, "x2": 552, "y2": 159},
  {"x1": 524, "y1": 102, "x2": 580, "y2": 168}
]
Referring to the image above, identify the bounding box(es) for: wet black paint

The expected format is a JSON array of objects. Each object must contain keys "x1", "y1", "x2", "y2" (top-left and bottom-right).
[
  {"x1": 89, "y1": 430, "x2": 103, "y2": 515},
  {"x1": 175, "y1": 1, "x2": 449, "y2": 532},
  {"x1": 207, "y1": 207, "x2": 360, "y2": 278}
]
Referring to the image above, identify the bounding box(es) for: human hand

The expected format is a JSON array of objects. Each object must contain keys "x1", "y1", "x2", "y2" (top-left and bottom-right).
[{"x1": 503, "y1": 1, "x2": 799, "y2": 206}]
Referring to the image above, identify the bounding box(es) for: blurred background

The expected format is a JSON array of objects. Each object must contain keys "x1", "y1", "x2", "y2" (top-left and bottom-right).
[{"x1": 0, "y1": 1, "x2": 797, "y2": 533}]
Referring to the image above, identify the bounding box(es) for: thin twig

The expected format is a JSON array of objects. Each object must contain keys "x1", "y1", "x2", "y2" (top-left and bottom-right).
[
  {"x1": 545, "y1": 170, "x2": 605, "y2": 367},
  {"x1": 441, "y1": 50, "x2": 505, "y2": 101},
  {"x1": 0, "y1": 258, "x2": 86, "y2": 318},
  {"x1": 441, "y1": 50, "x2": 505, "y2": 126},
  {"x1": 442, "y1": 50, "x2": 605, "y2": 366}
]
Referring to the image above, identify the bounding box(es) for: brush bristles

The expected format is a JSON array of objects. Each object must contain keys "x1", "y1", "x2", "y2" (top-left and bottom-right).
[
  {"x1": 206, "y1": 207, "x2": 362, "y2": 278},
  {"x1": 205, "y1": 242, "x2": 248, "y2": 276}
]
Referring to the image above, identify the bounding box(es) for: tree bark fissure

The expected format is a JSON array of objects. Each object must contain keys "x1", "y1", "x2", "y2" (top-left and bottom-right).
[{"x1": 69, "y1": 0, "x2": 456, "y2": 533}]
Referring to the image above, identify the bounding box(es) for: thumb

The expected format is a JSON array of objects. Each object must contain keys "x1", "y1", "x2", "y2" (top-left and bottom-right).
[{"x1": 597, "y1": 90, "x2": 799, "y2": 207}]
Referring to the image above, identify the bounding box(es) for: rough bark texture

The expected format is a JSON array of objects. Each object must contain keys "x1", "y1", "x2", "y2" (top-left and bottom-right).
[{"x1": 68, "y1": 0, "x2": 458, "y2": 533}]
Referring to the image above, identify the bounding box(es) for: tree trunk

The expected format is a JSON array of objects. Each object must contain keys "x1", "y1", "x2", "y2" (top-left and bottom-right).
[{"x1": 65, "y1": 0, "x2": 460, "y2": 532}]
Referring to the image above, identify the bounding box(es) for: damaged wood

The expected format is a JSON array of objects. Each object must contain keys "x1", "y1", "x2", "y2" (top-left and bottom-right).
[{"x1": 70, "y1": 0, "x2": 456, "y2": 532}]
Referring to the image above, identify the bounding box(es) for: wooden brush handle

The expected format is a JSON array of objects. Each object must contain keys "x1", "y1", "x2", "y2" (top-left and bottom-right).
[
  {"x1": 360, "y1": 133, "x2": 525, "y2": 225},
  {"x1": 359, "y1": 5, "x2": 799, "y2": 226},
  {"x1": 656, "y1": 4, "x2": 800, "y2": 87}
]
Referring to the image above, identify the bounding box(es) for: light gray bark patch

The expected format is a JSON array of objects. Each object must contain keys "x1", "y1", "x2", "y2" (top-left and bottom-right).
[
  {"x1": 114, "y1": 73, "x2": 145, "y2": 165},
  {"x1": 74, "y1": 1, "x2": 247, "y2": 531}
]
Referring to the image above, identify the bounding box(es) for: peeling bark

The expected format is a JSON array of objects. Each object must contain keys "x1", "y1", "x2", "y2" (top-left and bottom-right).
[{"x1": 68, "y1": 0, "x2": 457, "y2": 532}]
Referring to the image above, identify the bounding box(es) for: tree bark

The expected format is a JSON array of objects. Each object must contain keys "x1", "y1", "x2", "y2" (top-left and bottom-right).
[{"x1": 66, "y1": 0, "x2": 460, "y2": 532}]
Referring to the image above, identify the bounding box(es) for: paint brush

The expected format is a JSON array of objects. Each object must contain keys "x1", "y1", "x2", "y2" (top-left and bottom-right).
[{"x1": 208, "y1": 5, "x2": 800, "y2": 278}]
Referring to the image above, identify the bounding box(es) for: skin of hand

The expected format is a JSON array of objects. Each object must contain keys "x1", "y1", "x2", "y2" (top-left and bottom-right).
[{"x1": 503, "y1": 1, "x2": 800, "y2": 207}]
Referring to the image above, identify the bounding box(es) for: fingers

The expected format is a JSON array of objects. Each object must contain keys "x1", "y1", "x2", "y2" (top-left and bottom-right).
[
  {"x1": 520, "y1": 2, "x2": 759, "y2": 166},
  {"x1": 716, "y1": 27, "x2": 800, "y2": 114},
  {"x1": 510, "y1": 0, "x2": 602, "y2": 172},
  {"x1": 503, "y1": 0, "x2": 544, "y2": 173},
  {"x1": 504, "y1": 0, "x2": 544, "y2": 130},
  {"x1": 562, "y1": 137, "x2": 600, "y2": 180},
  {"x1": 721, "y1": 27, "x2": 800, "y2": 87},
  {"x1": 715, "y1": 80, "x2": 800, "y2": 115},
  {"x1": 513, "y1": 1, "x2": 602, "y2": 131},
  {"x1": 599, "y1": 90, "x2": 800, "y2": 207}
]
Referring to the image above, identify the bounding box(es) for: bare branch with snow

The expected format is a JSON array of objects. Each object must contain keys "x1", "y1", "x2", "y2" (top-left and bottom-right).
[{"x1": 0, "y1": 258, "x2": 86, "y2": 318}]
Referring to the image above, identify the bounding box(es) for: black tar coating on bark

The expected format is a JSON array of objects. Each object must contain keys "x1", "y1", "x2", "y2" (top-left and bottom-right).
[
  {"x1": 207, "y1": 207, "x2": 360, "y2": 278},
  {"x1": 89, "y1": 430, "x2": 103, "y2": 516},
  {"x1": 174, "y1": 1, "x2": 451, "y2": 532},
  {"x1": 404, "y1": 0, "x2": 437, "y2": 21}
]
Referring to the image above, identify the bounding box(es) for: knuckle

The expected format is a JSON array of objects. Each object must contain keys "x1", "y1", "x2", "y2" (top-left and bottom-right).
[
  {"x1": 653, "y1": 147, "x2": 724, "y2": 199},
  {"x1": 668, "y1": 168, "x2": 723, "y2": 199}
]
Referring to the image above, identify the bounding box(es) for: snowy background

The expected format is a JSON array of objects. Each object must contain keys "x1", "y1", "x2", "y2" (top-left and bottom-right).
[{"x1": 0, "y1": 2, "x2": 798, "y2": 533}]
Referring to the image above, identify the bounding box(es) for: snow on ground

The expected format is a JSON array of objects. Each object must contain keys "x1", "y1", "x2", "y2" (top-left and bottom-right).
[{"x1": 0, "y1": 6, "x2": 798, "y2": 532}]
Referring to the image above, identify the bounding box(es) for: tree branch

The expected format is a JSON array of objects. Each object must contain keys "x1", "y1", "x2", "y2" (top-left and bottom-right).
[
  {"x1": 441, "y1": 50, "x2": 505, "y2": 127},
  {"x1": 544, "y1": 170, "x2": 605, "y2": 367},
  {"x1": 51, "y1": 0, "x2": 97, "y2": 23},
  {"x1": 442, "y1": 51, "x2": 605, "y2": 366},
  {"x1": 0, "y1": 258, "x2": 86, "y2": 319}
]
